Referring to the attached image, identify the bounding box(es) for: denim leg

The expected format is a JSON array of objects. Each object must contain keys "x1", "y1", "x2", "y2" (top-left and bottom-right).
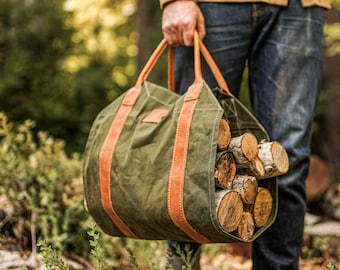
[
  {"x1": 168, "y1": 4, "x2": 254, "y2": 263},
  {"x1": 168, "y1": 2, "x2": 325, "y2": 269},
  {"x1": 249, "y1": 2, "x2": 325, "y2": 270}
]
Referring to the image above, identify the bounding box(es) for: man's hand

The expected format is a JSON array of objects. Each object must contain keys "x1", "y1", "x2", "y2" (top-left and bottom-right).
[{"x1": 162, "y1": 1, "x2": 205, "y2": 47}]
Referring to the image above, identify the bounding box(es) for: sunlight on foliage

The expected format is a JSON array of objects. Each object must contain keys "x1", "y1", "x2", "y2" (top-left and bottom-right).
[
  {"x1": 330, "y1": 0, "x2": 340, "y2": 7},
  {"x1": 62, "y1": 0, "x2": 137, "y2": 74},
  {"x1": 0, "y1": 112, "x2": 89, "y2": 254},
  {"x1": 324, "y1": 23, "x2": 340, "y2": 57}
]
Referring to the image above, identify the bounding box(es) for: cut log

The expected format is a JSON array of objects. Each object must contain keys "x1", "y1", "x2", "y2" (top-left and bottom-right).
[
  {"x1": 253, "y1": 187, "x2": 273, "y2": 228},
  {"x1": 214, "y1": 151, "x2": 237, "y2": 189},
  {"x1": 228, "y1": 133, "x2": 265, "y2": 177},
  {"x1": 237, "y1": 211, "x2": 255, "y2": 240},
  {"x1": 217, "y1": 118, "x2": 231, "y2": 150},
  {"x1": 306, "y1": 155, "x2": 331, "y2": 203},
  {"x1": 228, "y1": 133, "x2": 259, "y2": 163},
  {"x1": 232, "y1": 175, "x2": 258, "y2": 204},
  {"x1": 257, "y1": 142, "x2": 289, "y2": 179},
  {"x1": 215, "y1": 190, "x2": 243, "y2": 233},
  {"x1": 236, "y1": 157, "x2": 265, "y2": 178}
]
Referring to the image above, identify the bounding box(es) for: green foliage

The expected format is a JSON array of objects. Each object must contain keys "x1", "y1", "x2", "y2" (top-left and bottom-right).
[
  {"x1": 87, "y1": 224, "x2": 104, "y2": 270},
  {"x1": 327, "y1": 262, "x2": 335, "y2": 270},
  {"x1": 37, "y1": 240, "x2": 69, "y2": 270},
  {"x1": 127, "y1": 247, "x2": 141, "y2": 270},
  {"x1": 173, "y1": 243, "x2": 193, "y2": 270},
  {"x1": 324, "y1": 23, "x2": 340, "y2": 57},
  {"x1": 0, "y1": 0, "x2": 76, "y2": 146},
  {"x1": 0, "y1": 0, "x2": 137, "y2": 153},
  {"x1": 0, "y1": 113, "x2": 88, "y2": 254}
]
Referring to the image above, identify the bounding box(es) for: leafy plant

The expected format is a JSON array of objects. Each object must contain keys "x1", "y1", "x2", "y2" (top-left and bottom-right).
[
  {"x1": 173, "y1": 243, "x2": 193, "y2": 270},
  {"x1": 327, "y1": 262, "x2": 335, "y2": 270},
  {"x1": 0, "y1": 113, "x2": 88, "y2": 255},
  {"x1": 37, "y1": 240, "x2": 69, "y2": 270},
  {"x1": 127, "y1": 247, "x2": 141, "y2": 270},
  {"x1": 87, "y1": 223, "x2": 104, "y2": 270}
]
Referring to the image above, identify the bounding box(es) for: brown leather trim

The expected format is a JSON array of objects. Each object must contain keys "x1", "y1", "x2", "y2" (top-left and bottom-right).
[
  {"x1": 168, "y1": 46, "x2": 175, "y2": 92},
  {"x1": 143, "y1": 108, "x2": 169, "y2": 123},
  {"x1": 167, "y1": 82, "x2": 211, "y2": 244},
  {"x1": 99, "y1": 86, "x2": 140, "y2": 239},
  {"x1": 199, "y1": 40, "x2": 232, "y2": 95}
]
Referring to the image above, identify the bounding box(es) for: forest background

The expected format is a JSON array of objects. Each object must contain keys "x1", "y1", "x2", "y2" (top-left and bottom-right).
[
  {"x1": 1, "y1": 0, "x2": 340, "y2": 171},
  {"x1": 0, "y1": 0, "x2": 340, "y2": 268}
]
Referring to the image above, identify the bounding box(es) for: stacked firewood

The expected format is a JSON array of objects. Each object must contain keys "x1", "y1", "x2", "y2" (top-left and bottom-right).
[{"x1": 214, "y1": 118, "x2": 289, "y2": 240}]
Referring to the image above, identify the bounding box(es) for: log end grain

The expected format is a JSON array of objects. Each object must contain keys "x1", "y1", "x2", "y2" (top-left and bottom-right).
[
  {"x1": 241, "y1": 133, "x2": 259, "y2": 161},
  {"x1": 237, "y1": 211, "x2": 255, "y2": 240},
  {"x1": 253, "y1": 188, "x2": 273, "y2": 228},
  {"x1": 216, "y1": 190, "x2": 244, "y2": 233},
  {"x1": 218, "y1": 118, "x2": 231, "y2": 150},
  {"x1": 252, "y1": 157, "x2": 265, "y2": 177},
  {"x1": 215, "y1": 151, "x2": 236, "y2": 189},
  {"x1": 232, "y1": 175, "x2": 258, "y2": 205},
  {"x1": 243, "y1": 177, "x2": 258, "y2": 205},
  {"x1": 271, "y1": 142, "x2": 289, "y2": 174}
]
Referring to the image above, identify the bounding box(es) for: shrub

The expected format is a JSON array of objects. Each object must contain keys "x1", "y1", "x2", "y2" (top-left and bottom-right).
[{"x1": 0, "y1": 112, "x2": 89, "y2": 256}]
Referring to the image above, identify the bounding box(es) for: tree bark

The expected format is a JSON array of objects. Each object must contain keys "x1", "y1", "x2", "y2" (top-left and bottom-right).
[
  {"x1": 236, "y1": 157, "x2": 265, "y2": 178},
  {"x1": 215, "y1": 190, "x2": 244, "y2": 233},
  {"x1": 257, "y1": 142, "x2": 289, "y2": 179}
]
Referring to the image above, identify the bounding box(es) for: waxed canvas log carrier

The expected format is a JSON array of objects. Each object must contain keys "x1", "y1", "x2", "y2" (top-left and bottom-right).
[{"x1": 83, "y1": 33, "x2": 279, "y2": 243}]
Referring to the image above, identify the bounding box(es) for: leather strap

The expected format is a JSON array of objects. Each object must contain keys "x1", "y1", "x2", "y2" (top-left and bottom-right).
[
  {"x1": 99, "y1": 86, "x2": 141, "y2": 239},
  {"x1": 168, "y1": 46, "x2": 175, "y2": 92},
  {"x1": 199, "y1": 40, "x2": 232, "y2": 95},
  {"x1": 98, "y1": 39, "x2": 170, "y2": 238},
  {"x1": 167, "y1": 32, "x2": 211, "y2": 243}
]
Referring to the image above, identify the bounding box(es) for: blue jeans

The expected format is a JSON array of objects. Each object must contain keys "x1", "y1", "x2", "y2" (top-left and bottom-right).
[{"x1": 169, "y1": 1, "x2": 325, "y2": 269}]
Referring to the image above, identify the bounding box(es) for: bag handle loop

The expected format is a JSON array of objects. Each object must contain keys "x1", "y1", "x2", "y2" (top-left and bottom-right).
[{"x1": 135, "y1": 31, "x2": 232, "y2": 95}]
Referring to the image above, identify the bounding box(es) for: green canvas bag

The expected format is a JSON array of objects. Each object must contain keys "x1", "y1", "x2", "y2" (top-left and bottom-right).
[{"x1": 83, "y1": 34, "x2": 278, "y2": 243}]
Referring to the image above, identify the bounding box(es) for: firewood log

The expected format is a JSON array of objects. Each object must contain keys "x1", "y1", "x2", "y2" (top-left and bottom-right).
[
  {"x1": 256, "y1": 142, "x2": 289, "y2": 179},
  {"x1": 228, "y1": 132, "x2": 259, "y2": 162},
  {"x1": 232, "y1": 175, "x2": 258, "y2": 205},
  {"x1": 214, "y1": 151, "x2": 237, "y2": 189},
  {"x1": 215, "y1": 190, "x2": 243, "y2": 233},
  {"x1": 306, "y1": 155, "x2": 330, "y2": 203},
  {"x1": 236, "y1": 211, "x2": 255, "y2": 240},
  {"x1": 228, "y1": 133, "x2": 265, "y2": 177},
  {"x1": 218, "y1": 118, "x2": 231, "y2": 150},
  {"x1": 236, "y1": 157, "x2": 265, "y2": 178},
  {"x1": 253, "y1": 187, "x2": 273, "y2": 228}
]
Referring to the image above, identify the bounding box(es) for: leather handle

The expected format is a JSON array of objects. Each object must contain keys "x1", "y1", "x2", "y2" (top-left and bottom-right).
[
  {"x1": 199, "y1": 40, "x2": 231, "y2": 95},
  {"x1": 136, "y1": 31, "x2": 232, "y2": 95},
  {"x1": 168, "y1": 46, "x2": 175, "y2": 92}
]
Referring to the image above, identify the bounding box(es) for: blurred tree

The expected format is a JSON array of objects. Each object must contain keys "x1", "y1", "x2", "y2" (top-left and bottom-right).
[
  {"x1": 64, "y1": 0, "x2": 138, "y2": 152},
  {"x1": 1, "y1": 0, "x2": 339, "y2": 157},
  {"x1": 0, "y1": 0, "x2": 138, "y2": 153},
  {"x1": 135, "y1": 0, "x2": 165, "y2": 84},
  {"x1": 0, "y1": 0, "x2": 75, "y2": 143}
]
